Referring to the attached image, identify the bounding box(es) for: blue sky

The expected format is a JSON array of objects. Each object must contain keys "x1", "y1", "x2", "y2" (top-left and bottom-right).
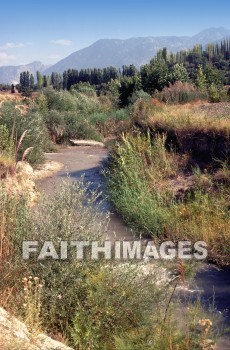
[{"x1": 1, "y1": 0, "x2": 230, "y2": 66}]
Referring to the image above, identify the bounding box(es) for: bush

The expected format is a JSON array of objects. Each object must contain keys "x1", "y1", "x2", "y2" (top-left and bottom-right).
[
  {"x1": 208, "y1": 83, "x2": 228, "y2": 103},
  {"x1": 41, "y1": 87, "x2": 77, "y2": 111},
  {"x1": 0, "y1": 124, "x2": 14, "y2": 178},
  {"x1": 107, "y1": 133, "x2": 177, "y2": 236},
  {"x1": 71, "y1": 263, "x2": 165, "y2": 350},
  {"x1": 44, "y1": 110, "x2": 66, "y2": 143},
  {"x1": 156, "y1": 81, "x2": 207, "y2": 104},
  {"x1": 0, "y1": 102, "x2": 49, "y2": 165}
]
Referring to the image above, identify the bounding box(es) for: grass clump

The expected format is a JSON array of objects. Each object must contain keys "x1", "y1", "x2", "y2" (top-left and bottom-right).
[
  {"x1": 107, "y1": 133, "x2": 178, "y2": 236},
  {"x1": 107, "y1": 133, "x2": 230, "y2": 265},
  {"x1": 0, "y1": 102, "x2": 49, "y2": 165}
]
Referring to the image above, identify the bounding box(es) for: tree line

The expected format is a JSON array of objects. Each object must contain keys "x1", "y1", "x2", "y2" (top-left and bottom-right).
[{"x1": 15, "y1": 40, "x2": 230, "y2": 101}]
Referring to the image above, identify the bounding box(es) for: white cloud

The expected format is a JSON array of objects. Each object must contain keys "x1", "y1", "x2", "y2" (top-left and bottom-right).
[
  {"x1": 0, "y1": 42, "x2": 32, "y2": 50},
  {"x1": 0, "y1": 51, "x2": 16, "y2": 65},
  {"x1": 5, "y1": 42, "x2": 24, "y2": 48},
  {"x1": 51, "y1": 39, "x2": 72, "y2": 46}
]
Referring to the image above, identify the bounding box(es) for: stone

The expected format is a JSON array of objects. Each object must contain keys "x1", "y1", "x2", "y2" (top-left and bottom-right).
[
  {"x1": 0, "y1": 307, "x2": 73, "y2": 350},
  {"x1": 69, "y1": 139, "x2": 104, "y2": 147}
]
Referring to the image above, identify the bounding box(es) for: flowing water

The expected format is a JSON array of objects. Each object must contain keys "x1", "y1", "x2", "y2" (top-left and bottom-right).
[{"x1": 38, "y1": 146, "x2": 230, "y2": 349}]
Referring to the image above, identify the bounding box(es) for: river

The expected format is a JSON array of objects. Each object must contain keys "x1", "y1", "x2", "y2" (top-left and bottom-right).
[{"x1": 37, "y1": 146, "x2": 230, "y2": 350}]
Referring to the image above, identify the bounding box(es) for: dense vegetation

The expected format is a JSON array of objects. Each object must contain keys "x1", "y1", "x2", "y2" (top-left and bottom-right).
[
  {"x1": 0, "y1": 181, "x2": 220, "y2": 349},
  {"x1": 16, "y1": 41, "x2": 230, "y2": 104},
  {"x1": 0, "y1": 38, "x2": 229, "y2": 349}
]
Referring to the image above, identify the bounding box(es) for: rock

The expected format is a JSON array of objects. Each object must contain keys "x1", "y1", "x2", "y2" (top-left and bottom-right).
[
  {"x1": 0, "y1": 307, "x2": 73, "y2": 350},
  {"x1": 2, "y1": 161, "x2": 38, "y2": 206},
  {"x1": 16, "y1": 161, "x2": 34, "y2": 177},
  {"x1": 69, "y1": 139, "x2": 104, "y2": 147}
]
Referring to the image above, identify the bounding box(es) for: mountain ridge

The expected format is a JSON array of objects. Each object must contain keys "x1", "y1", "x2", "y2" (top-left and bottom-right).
[
  {"x1": 0, "y1": 61, "x2": 47, "y2": 85},
  {"x1": 44, "y1": 27, "x2": 230, "y2": 74},
  {"x1": 0, "y1": 27, "x2": 229, "y2": 84}
]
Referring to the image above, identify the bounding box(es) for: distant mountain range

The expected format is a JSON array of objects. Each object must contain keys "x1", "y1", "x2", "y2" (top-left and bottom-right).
[
  {"x1": 0, "y1": 27, "x2": 230, "y2": 84},
  {"x1": 0, "y1": 61, "x2": 47, "y2": 85}
]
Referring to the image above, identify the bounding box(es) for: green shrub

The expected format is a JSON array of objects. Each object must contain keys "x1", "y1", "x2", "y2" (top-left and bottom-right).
[
  {"x1": 71, "y1": 82, "x2": 97, "y2": 97},
  {"x1": 0, "y1": 102, "x2": 48, "y2": 165},
  {"x1": 208, "y1": 83, "x2": 228, "y2": 103},
  {"x1": 71, "y1": 263, "x2": 164, "y2": 350},
  {"x1": 0, "y1": 124, "x2": 12, "y2": 152},
  {"x1": 42, "y1": 87, "x2": 77, "y2": 112},
  {"x1": 107, "y1": 133, "x2": 176, "y2": 236},
  {"x1": 44, "y1": 110, "x2": 66, "y2": 143}
]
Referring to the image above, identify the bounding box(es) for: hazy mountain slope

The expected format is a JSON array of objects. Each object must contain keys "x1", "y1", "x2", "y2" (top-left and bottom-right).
[
  {"x1": 0, "y1": 61, "x2": 46, "y2": 84},
  {"x1": 44, "y1": 27, "x2": 230, "y2": 74},
  {"x1": 0, "y1": 27, "x2": 229, "y2": 83},
  {"x1": 45, "y1": 36, "x2": 190, "y2": 74}
]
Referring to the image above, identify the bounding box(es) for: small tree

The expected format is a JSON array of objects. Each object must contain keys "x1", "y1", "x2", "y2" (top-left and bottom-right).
[
  {"x1": 36, "y1": 71, "x2": 43, "y2": 90},
  {"x1": 11, "y1": 84, "x2": 15, "y2": 93},
  {"x1": 30, "y1": 74, "x2": 35, "y2": 90},
  {"x1": 171, "y1": 63, "x2": 189, "y2": 83},
  {"x1": 195, "y1": 65, "x2": 207, "y2": 92}
]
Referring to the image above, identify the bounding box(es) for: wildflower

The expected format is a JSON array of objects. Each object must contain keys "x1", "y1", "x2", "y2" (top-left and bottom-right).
[
  {"x1": 34, "y1": 277, "x2": 39, "y2": 282},
  {"x1": 38, "y1": 284, "x2": 43, "y2": 289},
  {"x1": 22, "y1": 277, "x2": 28, "y2": 283}
]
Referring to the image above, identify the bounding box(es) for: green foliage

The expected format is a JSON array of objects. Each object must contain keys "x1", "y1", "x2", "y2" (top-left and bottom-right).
[
  {"x1": 0, "y1": 124, "x2": 14, "y2": 178},
  {"x1": 195, "y1": 65, "x2": 207, "y2": 92},
  {"x1": 71, "y1": 82, "x2": 97, "y2": 97},
  {"x1": 208, "y1": 83, "x2": 227, "y2": 103},
  {"x1": 170, "y1": 63, "x2": 189, "y2": 83},
  {"x1": 129, "y1": 89, "x2": 151, "y2": 104},
  {"x1": 119, "y1": 76, "x2": 141, "y2": 107},
  {"x1": 36, "y1": 92, "x2": 48, "y2": 113},
  {"x1": 141, "y1": 60, "x2": 170, "y2": 94},
  {"x1": 107, "y1": 133, "x2": 175, "y2": 236},
  {"x1": 0, "y1": 180, "x2": 224, "y2": 349},
  {"x1": 0, "y1": 124, "x2": 12, "y2": 151},
  {"x1": 42, "y1": 87, "x2": 77, "y2": 111},
  {"x1": 36, "y1": 71, "x2": 43, "y2": 90},
  {"x1": 71, "y1": 263, "x2": 163, "y2": 349},
  {"x1": 208, "y1": 83, "x2": 221, "y2": 103},
  {"x1": 0, "y1": 102, "x2": 48, "y2": 165},
  {"x1": 107, "y1": 131, "x2": 230, "y2": 264}
]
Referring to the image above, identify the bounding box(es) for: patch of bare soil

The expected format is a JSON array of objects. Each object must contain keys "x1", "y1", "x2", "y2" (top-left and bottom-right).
[{"x1": 33, "y1": 159, "x2": 64, "y2": 180}]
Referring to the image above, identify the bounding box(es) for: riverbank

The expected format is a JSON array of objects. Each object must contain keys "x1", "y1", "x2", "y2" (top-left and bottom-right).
[{"x1": 37, "y1": 146, "x2": 230, "y2": 349}]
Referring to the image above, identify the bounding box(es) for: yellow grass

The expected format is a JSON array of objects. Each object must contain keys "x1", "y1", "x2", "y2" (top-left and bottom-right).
[{"x1": 147, "y1": 103, "x2": 230, "y2": 132}]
